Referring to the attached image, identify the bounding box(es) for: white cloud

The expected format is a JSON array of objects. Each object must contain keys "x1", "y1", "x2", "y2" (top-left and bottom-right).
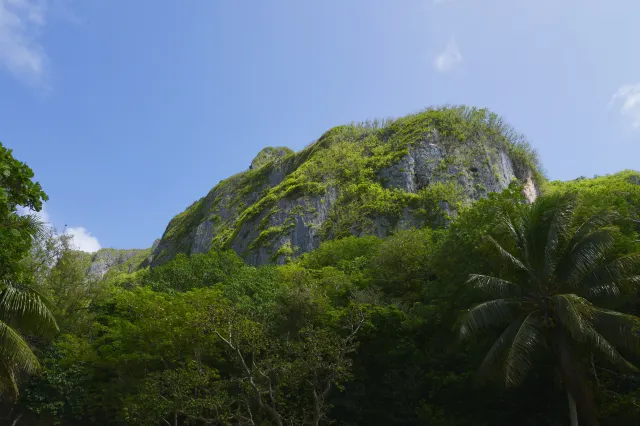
[
  {"x1": 17, "y1": 203, "x2": 102, "y2": 253},
  {"x1": 610, "y1": 84, "x2": 640, "y2": 129},
  {"x1": 434, "y1": 38, "x2": 462, "y2": 73},
  {"x1": 0, "y1": 0, "x2": 48, "y2": 83},
  {"x1": 64, "y1": 227, "x2": 101, "y2": 253}
]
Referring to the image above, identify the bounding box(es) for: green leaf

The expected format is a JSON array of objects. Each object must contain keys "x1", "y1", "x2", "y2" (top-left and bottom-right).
[
  {"x1": 468, "y1": 274, "x2": 520, "y2": 297},
  {"x1": 477, "y1": 314, "x2": 526, "y2": 380},
  {"x1": 460, "y1": 299, "x2": 515, "y2": 339},
  {"x1": 552, "y1": 294, "x2": 594, "y2": 343},
  {"x1": 486, "y1": 236, "x2": 528, "y2": 273},
  {"x1": 504, "y1": 313, "x2": 542, "y2": 387}
]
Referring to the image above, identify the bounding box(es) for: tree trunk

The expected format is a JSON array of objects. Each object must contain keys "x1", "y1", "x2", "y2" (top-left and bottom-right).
[
  {"x1": 568, "y1": 392, "x2": 578, "y2": 426},
  {"x1": 10, "y1": 414, "x2": 22, "y2": 426}
]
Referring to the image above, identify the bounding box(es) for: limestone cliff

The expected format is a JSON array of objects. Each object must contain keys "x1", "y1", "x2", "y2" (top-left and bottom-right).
[
  {"x1": 149, "y1": 106, "x2": 542, "y2": 267},
  {"x1": 87, "y1": 247, "x2": 152, "y2": 278}
]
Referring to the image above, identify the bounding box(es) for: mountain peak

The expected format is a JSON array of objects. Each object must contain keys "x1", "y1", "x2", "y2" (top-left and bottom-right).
[{"x1": 147, "y1": 106, "x2": 542, "y2": 267}]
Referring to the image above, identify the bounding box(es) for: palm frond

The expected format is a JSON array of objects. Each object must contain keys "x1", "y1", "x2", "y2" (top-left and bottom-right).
[
  {"x1": 623, "y1": 275, "x2": 640, "y2": 292},
  {"x1": 542, "y1": 201, "x2": 573, "y2": 280},
  {"x1": 6, "y1": 213, "x2": 47, "y2": 242},
  {"x1": 0, "y1": 283, "x2": 58, "y2": 336},
  {"x1": 460, "y1": 299, "x2": 515, "y2": 339},
  {"x1": 584, "y1": 325, "x2": 637, "y2": 372},
  {"x1": 504, "y1": 313, "x2": 542, "y2": 387},
  {"x1": 467, "y1": 274, "x2": 520, "y2": 297},
  {"x1": 22, "y1": 213, "x2": 48, "y2": 241},
  {"x1": 604, "y1": 253, "x2": 640, "y2": 277},
  {"x1": 626, "y1": 275, "x2": 640, "y2": 285},
  {"x1": 0, "y1": 320, "x2": 40, "y2": 376},
  {"x1": 570, "y1": 211, "x2": 620, "y2": 250},
  {"x1": 486, "y1": 236, "x2": 528, "y2": 273},
  {"x1": 496, "y1": 210, "x2": 529, "y2": 263},
  {"x1": 0, "y1": 360, "x2": 18, "y2": 397},
  {"x1": 557, "y1": 229, "x2": 616, "y2": 290},
  {"x1": 551, "y1": 295, "x2": 635, "y2": 370},
  {"x1": 520, "y1": 194, "x2": 573, "y2": 271},
  {"x1": 477, "y1": 314, "x2": 526, "y2": 379},
  {"x1": 20, "y1": 283, "x2": 57, "y2": 311},
  {"x1": 578, "y1": 253, "x2": 640, "y2": 296},
  {"x1": 587, "y1": 284, "x2": 621, "y2": 297},
  {"x1": 592, "y1": 309, "x2": 640, "y2": 355},
  {"x1": 552, "y1": 294, "x2": 595, "y2": 343}
]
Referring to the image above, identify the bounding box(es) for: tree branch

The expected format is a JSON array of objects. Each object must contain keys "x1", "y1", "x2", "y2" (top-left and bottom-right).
[{"x1": 211, "y1": 322, "x2": 283, "y2": 426}]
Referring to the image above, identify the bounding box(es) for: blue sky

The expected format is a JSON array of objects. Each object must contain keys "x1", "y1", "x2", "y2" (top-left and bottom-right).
[{"x1": 2, "y1": 0, "x2": 640, "y2": 251}]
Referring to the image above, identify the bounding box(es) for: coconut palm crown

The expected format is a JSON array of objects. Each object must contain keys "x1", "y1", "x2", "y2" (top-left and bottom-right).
[{"x1": 459, "y1": 194, "x2": 640, "y2": 425}]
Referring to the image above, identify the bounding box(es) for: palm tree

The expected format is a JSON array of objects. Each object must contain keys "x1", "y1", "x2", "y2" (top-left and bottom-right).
[
  {"x1": 459, "y1": 194, "x2": 640, "y2": 426},
  {"x1": 0, "y1": 214, "x2": 58, "y2": 397}
]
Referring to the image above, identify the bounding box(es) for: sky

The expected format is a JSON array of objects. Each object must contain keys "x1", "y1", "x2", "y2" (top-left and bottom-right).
[{"x1": 1, "y1": 0, "x2": 640, "y2": 252}]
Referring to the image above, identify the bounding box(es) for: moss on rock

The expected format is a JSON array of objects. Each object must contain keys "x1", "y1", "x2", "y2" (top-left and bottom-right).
[{"x1": 250, "y1": 146, "x2": 294, "y2": 170}]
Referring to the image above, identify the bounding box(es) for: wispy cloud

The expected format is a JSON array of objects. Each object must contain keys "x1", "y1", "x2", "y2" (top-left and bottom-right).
[
  {"x1": 610, "y1": 84, "x2": 640, "y2": 129},
  {"x1": 18, "y1": 203, "x2": 102, "y2": 253},
  {"x1": 0, "y1": 0, "x2": 49, "y2": 84},
  {"x1": 434, "y1": 38, "x2": 462, "y2": 73}
]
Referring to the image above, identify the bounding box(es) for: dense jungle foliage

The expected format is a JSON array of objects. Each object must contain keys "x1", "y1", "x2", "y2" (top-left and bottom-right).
[{"x1": 1, "y1": 142, "x2": 640, "y2": 425}]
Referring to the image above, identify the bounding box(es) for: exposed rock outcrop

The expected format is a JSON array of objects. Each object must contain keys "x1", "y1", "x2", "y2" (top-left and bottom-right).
[
  {"x1": 250, "y1": 147, "x2": 294, "y2": 170},
  {"x1": 150, "y1": 107, "x2": 541, "y2": 267},
  {"x1": 87, "y1": 248, "x2": 151, "y2": 278}
]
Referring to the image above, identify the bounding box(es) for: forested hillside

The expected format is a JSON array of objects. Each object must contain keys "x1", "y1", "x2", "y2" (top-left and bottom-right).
[{"x1": 1, "y1": 107, "x2": 640, "y2": 425}]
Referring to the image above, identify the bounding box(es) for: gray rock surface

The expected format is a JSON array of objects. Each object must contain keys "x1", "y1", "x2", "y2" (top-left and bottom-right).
[
  {"x1": 87, "y1": 248, "x2": 149, "y2": 278},
  {"x1": 231, "y1": 187, "x2": 339, "y2": 265},
  {"x1": 379, "y1": 138, "x2": 538, "y2": 201}
]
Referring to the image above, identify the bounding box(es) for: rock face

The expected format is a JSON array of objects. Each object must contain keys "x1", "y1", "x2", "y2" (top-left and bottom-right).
[
  {"x1": 378, "y1": 132, "x2": 538, "y2": 203},
  {"x1": 87, "y1": 248, "x2": 151, "y2": 278},
  {"x1": 150, "y1": 107, "x2": 541, "y2": 267},
  {"x1": 230, "y1": 187, "x2": 340, "y2": 265}
]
